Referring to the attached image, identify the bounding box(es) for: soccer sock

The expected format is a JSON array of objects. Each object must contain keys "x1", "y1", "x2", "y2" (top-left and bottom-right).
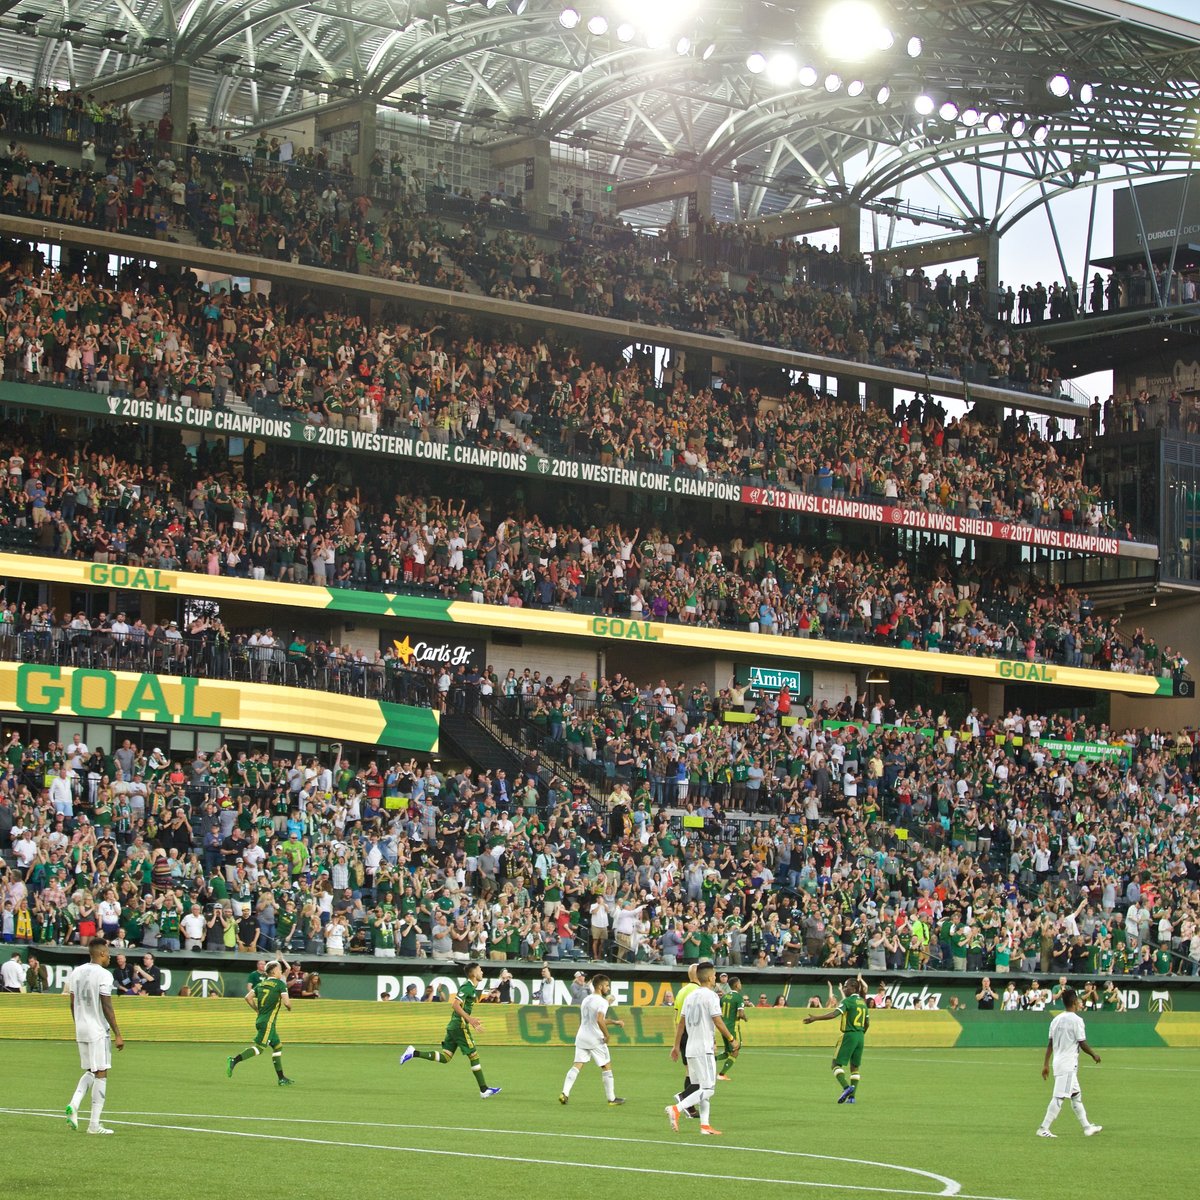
[
  {"x1": 850, "y1": 1072, "x2": 861, "y2": 1093},
  {"x1": 89, "y1": 1078, "x2": 107, "y2": 1130},
  {"x1": 698, "y1": 1088, "x2": 714, "y2": 1125},
  {"x1": 70, "y1": 1071, "x2": 95, "y2": 1109},
  {"x1": 1070, "y1": 1097, "x2": 1090, "y2": 1127},
  {"x1": 272, "y1": 1051, "x2": 285, "y2": 1080},
  {"x1": 602, "y1": 1069, "x2": 616, "y2": 1102},
  {"x1": 834, "y1": 1067, "x2": 849, "y2": 1091},
  {"x1": 562, "y1": 1066, "x2": 580, "y2": 1097},
  {"x1": 235, "y1": 1046, "x2": 262, "y2": 1064},
  {"x1": 720, "y1": 1054, "x2": 735, "y2": 1075},
  {"x1": 1041, "y1": 1097, "x2": 1063, "y2": 1129},
  {"x1": 468, "y1": 1053, "x2": 489, "y2": 1091},
  {"x1": 415, "y1": 1050, "x2": 448, "y2": 1063}
]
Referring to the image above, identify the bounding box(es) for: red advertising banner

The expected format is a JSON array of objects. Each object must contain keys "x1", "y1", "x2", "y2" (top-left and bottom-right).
[{"x1": 740, "y1": 487, "x2": 1132, "y2": 557}]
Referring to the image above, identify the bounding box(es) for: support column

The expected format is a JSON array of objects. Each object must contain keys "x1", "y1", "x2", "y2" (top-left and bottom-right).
[
  {"x1": 866, "y1": 380, "x2": 894, "y2": 416},
  {"x1": 165, "y1": 64, "x2": 190, "y2": 148},
  {"x1": 490, "y1": 137, "x2": 551, "y2": 220},
  {"x1": 316, "y1": 100, "x2": 377, "y2": 181},
  {"x1": 837, "y1": 203, "x2": 862, "y2": 257}
]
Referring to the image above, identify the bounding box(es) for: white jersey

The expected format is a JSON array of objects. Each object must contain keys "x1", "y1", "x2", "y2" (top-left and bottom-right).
[
  {"x1": 1048, "y1": 1010, "x2": 1087, "y2": 1076},
  {"x1": 65, "y1": 962, "x2": 114, "y2": 1042},
  {"x1": 681, "y1": 986, "x2": 720, "y2": 1057},
  {"x1": 576, "y1": 992, "x2": 609, "y2": 1049}
]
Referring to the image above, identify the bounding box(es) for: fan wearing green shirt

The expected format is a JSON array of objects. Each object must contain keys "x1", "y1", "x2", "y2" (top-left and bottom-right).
[
  {"x1": 399, "y1": 963, "x2": 501, "y2": 1098},
  {"x1": 226, "y1": 960, "x2": 294, "y2": 1085},
  {"x1": 804, "y1": 977, "x2": 869, "y2": 1104}
]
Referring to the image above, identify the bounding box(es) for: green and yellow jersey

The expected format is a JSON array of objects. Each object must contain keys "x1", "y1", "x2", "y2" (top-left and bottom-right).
[
  {"x1": 720, "y1": 989, "x2": 745, "y2": 1033},
  {"x1": 254, "y1": 976, "x2": 287, "y2": 1020},
  {"x1": 448, "y1": 980, "x2": 482, "y2": 1035},
  {"x1": 836, "y1": 993, "x2": 869, "y2": 1035}
]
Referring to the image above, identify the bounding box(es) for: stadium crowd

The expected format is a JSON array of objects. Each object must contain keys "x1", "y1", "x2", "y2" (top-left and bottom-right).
[
  {"x1": 0, "y1": 686, "x2": 1197, "y2": 979},
  {"x1": 0, "y1": 421, "x2": 1176, "y2": 676},
  {"x1": 0, "y1": 122, "x2": 1064, "y2": 396}
]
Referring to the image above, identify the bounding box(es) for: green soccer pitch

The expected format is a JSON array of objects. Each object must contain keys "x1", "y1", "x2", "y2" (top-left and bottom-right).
[{"x1": 1, "y1": 1041, "x2": 1196, "y2": 1200}]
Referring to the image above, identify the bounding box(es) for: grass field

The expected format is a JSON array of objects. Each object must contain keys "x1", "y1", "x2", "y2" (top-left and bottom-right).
[{"x1": 1, "y1": 1039, "x2": 1196, "y2": 1200}]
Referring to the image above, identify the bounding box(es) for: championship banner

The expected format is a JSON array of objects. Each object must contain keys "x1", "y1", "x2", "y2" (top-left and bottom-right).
[
  {"x1": 0, "y1": 661, "x2": 439, "y2": 752},
  {"x1": 0, "y1": 381, "x2": 1156, "y2": 560},
  {"x1": 0, "y1": 553, "x2": 1174, "y2": 698}
]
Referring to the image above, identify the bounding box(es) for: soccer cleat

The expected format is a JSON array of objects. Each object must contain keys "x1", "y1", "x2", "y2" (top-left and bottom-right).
[
  {"x1": 480, "y1": 1087, "x2": 502, "y2": 1099},
  {"x1": 845, "y1": 1096, "x2": 856, "y2": 1104},
  {"x1": 1036, "y1": 1129, "x2": 1057, "y2": 1138},
  {"x1": 608, "y1": 1097, "x2": 626, "y2": 1106},
  {"x1": 226, "y1": 1056, "x2": 236, "y2": 1078},
  {"x1": 717, "y1": 1074, "x2": 731, "y2": 1082},
  {"x1": 558, "y1": 1093, "x2": 569, "y2": 1105},
  {"x1": 278, "y1": 1077, "x2": 295, "y2": 1087},
  {"x1": 87, "y1": 1125, "x2": 114, "y2": 1135},
  {"x1": 837, "y1": 1085, "x2": 856, "y2": 1104},
  {"x1": 665, "y1": 1104, "x2": 680, "y2": 1132},
  {"x1": 66, "y1": 1105, "x2": 78, "y2": 1131},
  {"x1": 700, "y1": 1125, "x2": 723, "y2": 1136},
  {"x1": 399, "y1": 1045, "x2": 416, "y2": 1066},
  {"x1": 1083, "y1": 1125, "x2": 1103, "y2": 1137}
]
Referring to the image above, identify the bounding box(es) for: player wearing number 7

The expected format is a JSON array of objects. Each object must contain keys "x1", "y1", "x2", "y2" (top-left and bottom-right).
[{"x1": 804, "y1": 977, "x2": 868, "y2": 1104}]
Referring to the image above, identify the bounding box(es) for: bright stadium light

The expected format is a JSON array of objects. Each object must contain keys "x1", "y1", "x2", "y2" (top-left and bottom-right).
[
  {"x1": 1008, "y1": 115, "x2": 1028, "y2": 137},
  {"x1": 587, "y1": 14, "x2": 608, "y2": 34},
  {"x1": 825, "y1": 72, "x2": 842, "y2": 92},
  {"x1": 701, "y1": 41, "x2": 717, "y2": 59},
  {"x1": 616, "y1": 21, "x2": 635, "y2": 42},
  {"x1": 960, "y1": 106, "x2": 980, "y2": 127},
  {"x1": 874, "y1": 83, "x2": 891, "y2": 104},
  {"x1": 1079, "y1": 82, "x2": 1095, "y2": 105},
  {"x1": 646, "y1": 27, "x2": 669, "y2": 49},
  {"x1": 938, "y1": 99, "x2": 958, "y2": 121},
  {"x1": 907, "y1": 35, "x2": 922, "y2": 57},
  {"x1": 820, "y1": 1, "x2": 892, "y2": 61},
  {"x1": 1032, "y1": 122, "x2": 1050, "y2": 144},
  {"x1": 985, "y1": 111, "x2": 1004, "y2": 133},
  {"x1": 797, "y1": 65, "x2": 818, "y2": 86},
  {"x1": 847, "y1": 78, "x2": 865, "y2": 97},
  {"x1": 914, "y1": 92, "x2": 935, "y2": 116},
  {"x1": 746, "y1": 51, "x2": 767, "y2": 74},
  {"x1": 767, "y1": 53, "x2": 798, "y2": 86},
  {"x1": 558, "y1": 6, "x2": 580, "y2": 29},
  {"x1": 676, "y1": 36, "x2": 691, "y2": 54},
  {"x1": 1047, "y1": 73, "x2": 1071, "y2": 98}
]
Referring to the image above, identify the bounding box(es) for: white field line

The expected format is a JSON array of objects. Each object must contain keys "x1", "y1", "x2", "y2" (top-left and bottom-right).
[{"x1": 0, "y1": 1107, "x2": 1034, "y2": 1200}]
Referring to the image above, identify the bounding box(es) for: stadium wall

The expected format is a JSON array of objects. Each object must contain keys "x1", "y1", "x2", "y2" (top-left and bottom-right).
[{"x1": 1, "y1": 996, "x2": 1188, "y2": 1048}]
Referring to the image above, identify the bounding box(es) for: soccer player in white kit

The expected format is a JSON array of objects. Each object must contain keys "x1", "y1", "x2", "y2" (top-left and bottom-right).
[
  {"x1": 1038, "y1": 986, "x2": 1102, "y2": 1138},
  {"x1": 559, "y1": 974, "x2": 626, "y2": 1106},
  {"x1": 666, "y1": 963, "x2": 739, "y2": 1136},
  {"x1": 64, "y1": 938, "x2": 125, "y2": 1135}
]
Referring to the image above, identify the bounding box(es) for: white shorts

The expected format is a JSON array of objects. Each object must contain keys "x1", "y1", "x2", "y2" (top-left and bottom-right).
[
  {"x1": 686, "y1": 1052, "x2": 717, "y2": 1091},
  {"x1": 78, "y1": 1036, "x2": 111, "y2": 1073},
  {"x1": 573, "y1": 1042, "x2": 610, "y2": 1067},
  {"x1": 1051, "y1": 1071, "x2": 1080, "y2": 1099}
]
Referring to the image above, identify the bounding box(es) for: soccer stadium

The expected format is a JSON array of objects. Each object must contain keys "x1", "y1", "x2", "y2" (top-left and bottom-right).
[{"x1": 1, "y1": 0, "x2": 1199, "y2": 1196}]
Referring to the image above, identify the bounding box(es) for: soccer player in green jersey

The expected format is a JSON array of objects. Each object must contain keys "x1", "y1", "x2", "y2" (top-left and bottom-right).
[
  {"x1": 718, "y1": 976, "x2": 746, "y2": 1080},
  {"x1": 399, "y1": 963, "x2": 501, "y2": 1098},
  {"x1": 226, "y1": 960, "x2": 294, "y2": 1085},
  {"x1": 804, "y1": 977, "x2": 868, "y2": 1104}
]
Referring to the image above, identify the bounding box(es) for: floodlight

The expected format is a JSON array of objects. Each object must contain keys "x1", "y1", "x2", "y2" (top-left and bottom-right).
[
  {"x1": 1032, "y1": 122, "x2": 1050, "y2": 144},
  {"x1": 1047, "y1": 73, "x2": 1070, "y2": 99},
  {"x1": 874, "y1": 83, "x2": 891, "y2": 104},
  {"x1": 797, "y1": 65, "x2": 818, "y2": 87},
  {"x1": 746, "y1": 51, "x2": 767, "y2": 74},
  {"x1": 559, "y1": 7, "x2": 579, "y2": 29},
  {"x1": 701, "y1": 41, "x2": 717, "y2": 59},
  {"x1": 767, "y1": 54, "x2": 798, "y2": 86},
  {"x1": 616, "y1": 21, "x2": 635, "y2": 42},
  {"x1": 847, "y1": 79, "x2": 865, "y2": 97},
  {"x1": 1007, "y1": 116, "x2": 1027, "y2": 137},
  {"x1": 1079, "y1": 82, "x2": 1095, "y2": 105},
  {"x1": 820, "y1": 1, "x2": 891, "y2": 62},
  {"x1": 906, "y1": 35, "x2": 922, "y2": 57},
  {"x1": 938, "y1": 100, "x2": 958, "y2": 121},
  {"x1": 587, "y1": 14, "x2": 608, "y2": 34},
  {"x1": 676, "y1": 36, "x2": 691, "y2": 55},
  {"x1": 984, "y1": 112, "x2": 1004, "y2": 133},
  {"x1": 960, "y1": 106, "x2": 980, "y2": 127},
  {"x1": 825, "y1": 73, "x2": 842, "y2": 92},
  {"x1": 914, "y1": 93, "x2": 935, "y2": 116}
]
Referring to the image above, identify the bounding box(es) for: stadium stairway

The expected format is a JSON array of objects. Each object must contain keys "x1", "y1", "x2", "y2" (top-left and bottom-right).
[{"x1": 438, "y1": 711, "x2": 532, "y2": 787}]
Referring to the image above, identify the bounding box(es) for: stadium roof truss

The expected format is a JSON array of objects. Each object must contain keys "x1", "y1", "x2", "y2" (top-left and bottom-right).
[{"x1": 3, "y1": 0, "x2": 1200, "y2": 236}]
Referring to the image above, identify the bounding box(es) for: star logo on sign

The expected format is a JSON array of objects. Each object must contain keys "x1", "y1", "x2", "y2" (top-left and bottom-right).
[
  {"x1": 392, "y1": 636, "x2": 415, "y2": 665},
  {"x1": 303, "y1": 425, "x2": 317, "y2": 441}
]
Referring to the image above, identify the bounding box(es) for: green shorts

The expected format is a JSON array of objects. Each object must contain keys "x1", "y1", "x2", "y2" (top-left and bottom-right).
[
  {"x1": 254, "y1": 1013, "x2": 282, "y2": 1050},
  {"x1": 441, "y1": 1024, "x2": 476, "y2": 1056},
  {"x1": 833, "y1": 1031, "x2": 864, "y2": 1071}
]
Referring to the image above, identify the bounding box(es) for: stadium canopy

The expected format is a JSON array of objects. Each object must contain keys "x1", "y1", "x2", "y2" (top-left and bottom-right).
[{"x1": 3, "y1": 0, "x2": 1200, "y2": 232}]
